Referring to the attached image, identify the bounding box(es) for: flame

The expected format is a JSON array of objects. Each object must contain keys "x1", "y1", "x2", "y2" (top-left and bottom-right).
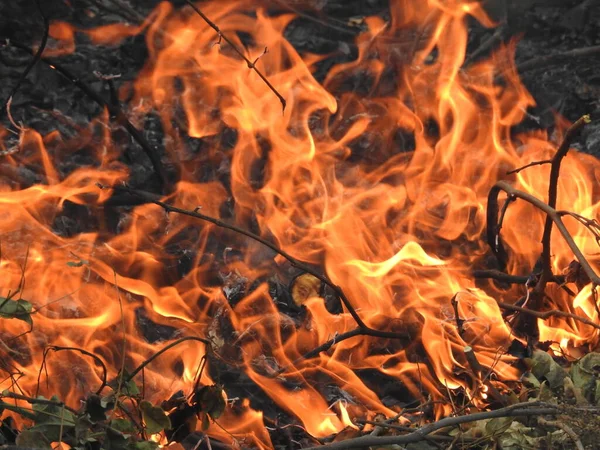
[{"x1": 1, "y1": 0, "x2": 600, "y2": 446}]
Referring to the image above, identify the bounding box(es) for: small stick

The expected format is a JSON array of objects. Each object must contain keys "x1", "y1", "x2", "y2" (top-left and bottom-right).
[
  {"x1": 507, "y1": 159, "x2": 552, "y2": 175},
  {"x1": 497, "y1": 301, "x2": 600, "y2": 331},
  {"x1": 0, "y1": 0, "x2": 49, "y2": 119},
  {"x1": 517, "y1": 45, "x2": 600, "y2": 74}
]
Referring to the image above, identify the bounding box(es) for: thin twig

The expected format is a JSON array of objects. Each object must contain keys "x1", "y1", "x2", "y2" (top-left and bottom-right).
[
  {"x1": 0, "y1": 0, "x2": 49, "y2": 119},
  {"x1": 538, "y1": 416, "x2": 584, "y2": 450},
  {"x1": 110, "y1": 270, "x2": 127, "y2": 420},
  {"x1": 472, "y1": 270, "x2": 565, "y2": 285},
  {"x1": 507, "y1": 159, "x2": 552, "y2": 175},
  {"x1": 517, "y1": 45, "x2": 600, "y2": 74},
  {"x1": 2, "y1": 391, "x2": 78, "y2": 414},
  {"x1": 539, "y1": 115, "x2": 590, "y2": 285},
  {"x1": 184, "y1": 0, "x2": 286, "y2": 112},
  {"x1": 124, "y1": 336, "x2": 211, "y2": 383},
  {"x1": 36, "y1": 346, "x2": 108, "y2": 397},
  {"x1": 497, "y1": 301, "x2": 600, "y2": 331}
]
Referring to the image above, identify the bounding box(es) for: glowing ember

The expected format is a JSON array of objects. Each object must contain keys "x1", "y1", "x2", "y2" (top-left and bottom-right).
[{"x1": 1, "y1": 0, "x2": 599, "y2": 448}]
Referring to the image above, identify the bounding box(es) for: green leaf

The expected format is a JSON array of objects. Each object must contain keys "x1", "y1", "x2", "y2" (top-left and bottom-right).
[
  {"x1": 131, "y1": 441, "x2": 159, "y2": 450},
  {"x1": 195, "y1": 385, "x2": 226, "y2": 420},
  {"x1": 110, "y1": 418, "x2": 136, "y2": 434},
  {"x1": 108, "y1": 371, "x2": 140, "y2": 397},
  {"x1": 31, "y1": 396, "x2": 76, "y2": 442},
  {"x1": 105, "y1": 427, "x2": 130, "y2": 450},
  {"x1": 0, "y1": 400, "x2": 37, "y2": 420},
  {"x1": 0, "y1": 298, "x2": 33, "y2": 326},
  {"x1": 75, "y1": 415, "x2": 94, "y2": 445},
  {"x1": 570, "y1": 352, "x2": 600, "y2": 404},
  {"x1": 200, "y1": 412, "x2": 210, "y2": 431},
  {"x1": 16, "y1": 429, "x2": 51, "y2": 449},
  {"x1": 140, "y1": 400, "x2": 171, "y2": 435},
  {"x1": 66, "y1": 259, "x2": 89, "y2": 267}
]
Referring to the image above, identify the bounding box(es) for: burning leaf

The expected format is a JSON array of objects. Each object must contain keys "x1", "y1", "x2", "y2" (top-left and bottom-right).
[
  {"x1": 525, "y1": 350, "x2": 566, "y2": 389},
  {"x1": 15, "y1": 429, "x2": 51, "y2": 449},
  {"x1": 570, "y1": 352, "x2": 600, "y2": 404},
  {"x1": 0, "y1": 298, "x2": 33, "y2": 326},
  {"x1": 140, "y1": 400, "x2": 171, "y2": 434},
  {"x1": 291, "y1": 274, "x2": 321, "y2": 306}
]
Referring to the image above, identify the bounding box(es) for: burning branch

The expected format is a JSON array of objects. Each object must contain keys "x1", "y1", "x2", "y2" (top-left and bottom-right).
[{"x1": 184, "y1": 0, "x2": 287, "y2": 113}]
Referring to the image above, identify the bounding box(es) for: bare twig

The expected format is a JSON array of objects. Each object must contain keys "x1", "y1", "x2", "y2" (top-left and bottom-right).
[
  {"x1": 0, "y1": 0, "x2": 48, "y2": 119},
  {"x1": 110, "y1": 270, "x2": 127, "y2": 420},
  {"x1": 2, "y1": 391, "x2": 78, "y2": 415},
  {"x1": 539, "y1": 116, "x2": 590, "y2": 284},
  {"x1": 184, "y1": 0, "x2": 286, "y2": 112},
  {"x1": 274, "y1": 326, "x2": 409, "y2": 376},
  {"x1": 36, "y1": 345, "x2": 108, "y2": 397},
  {"x1": 507, "y1": 159, "x2": 552, "y2": 175},
  {"x1": 517, "y1": 45, "x2": 600, "y2": 74},
  {"x1": 124, "y1": 336, "x2": 211, "y2": 383},
  {"x1": 497, "y1": 301, "x2": 600, "y2": 331},
  {"x1": 472, "y1": 269, "x2": 566, "y2": 285}
]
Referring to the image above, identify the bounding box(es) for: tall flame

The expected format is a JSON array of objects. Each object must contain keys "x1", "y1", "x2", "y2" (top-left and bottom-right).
[{"x1": 1, "y1": 0, "x2": 599, "y2": 447}]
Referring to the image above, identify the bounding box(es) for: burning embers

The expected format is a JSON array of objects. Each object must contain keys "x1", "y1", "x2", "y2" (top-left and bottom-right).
[{"x1": 0, "y1": 0, "x2": 600, "y2": 448}]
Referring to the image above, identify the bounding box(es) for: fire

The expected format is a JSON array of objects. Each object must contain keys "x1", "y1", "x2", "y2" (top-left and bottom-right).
[{"x1": 1, "y1": 0, "x2": 599, "y2": 447}]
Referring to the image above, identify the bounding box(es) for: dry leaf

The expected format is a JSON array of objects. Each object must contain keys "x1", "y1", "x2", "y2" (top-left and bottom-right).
[{"x1": 291, "y1": 274, "x2": 321, "y2": 306}]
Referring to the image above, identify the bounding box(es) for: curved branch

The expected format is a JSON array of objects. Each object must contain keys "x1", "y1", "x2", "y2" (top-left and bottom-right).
[{"x1": 303, "y1": 402, "x2": 563, "y2": 450}]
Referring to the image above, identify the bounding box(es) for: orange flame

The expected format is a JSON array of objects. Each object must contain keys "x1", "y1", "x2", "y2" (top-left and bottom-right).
[{"x1": 1, "y1": 0, "x2": 599, "y2": 446}]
